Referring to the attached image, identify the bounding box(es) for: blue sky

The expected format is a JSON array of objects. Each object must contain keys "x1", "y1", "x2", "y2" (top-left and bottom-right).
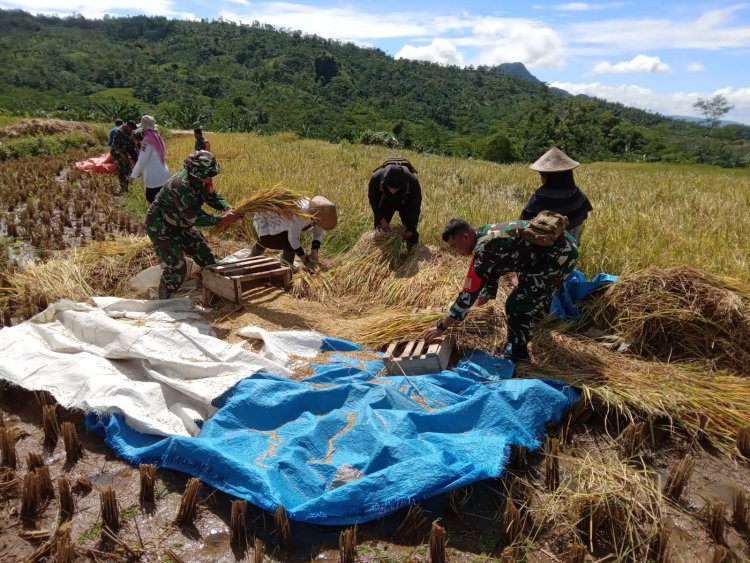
[{"x1": 5, "y1": 0, "x2": 750, "y2": 124}]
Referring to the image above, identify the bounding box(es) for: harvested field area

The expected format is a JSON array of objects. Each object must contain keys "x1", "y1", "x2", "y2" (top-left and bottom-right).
[{"x1": 1, "y1": 134, "x2": 750, "y2": 562}]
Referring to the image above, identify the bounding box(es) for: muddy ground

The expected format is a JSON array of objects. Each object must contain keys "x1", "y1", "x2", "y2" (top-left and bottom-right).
[{"x1": 1, "y1": 289, "x2": 750, "y2": 562}]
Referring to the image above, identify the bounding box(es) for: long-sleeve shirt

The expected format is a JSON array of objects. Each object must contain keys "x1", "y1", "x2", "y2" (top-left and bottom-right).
[
  {"x1": 130, "y1": 143, "x2": 170, "y2": 188},
  {"x1": 367, "y1": 167, "x2": 422, "y2": 230},
  {"x1": 110, "y1": 126, "x2": 138, "y2": 161},
  {"x1": 253, "y1": 198, "x2": 325, "y2": 251},
  {"x1": 148, "y1": 170, "x2": 231, "y2": 229},
  {"x1": 447, "y1": 221, "x2": 578, "y2": 321},
  {"x1": 108, "y1": 126, "x2": 118, "y2": 147}
]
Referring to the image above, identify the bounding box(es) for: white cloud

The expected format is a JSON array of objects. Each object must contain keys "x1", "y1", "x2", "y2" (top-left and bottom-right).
[
  {"x1": 395, "y1": 38, "x2": 463, "y2": 66},
  {"x1": 569, "y1": 4, "x2": 750, "y2": 50},
  {"x1": 225, "y1": 0, "x2": 249, "y2": 5},
  {"x1": 591, "y1": 54, "x2": 671, "y2": 74},
  {"x1": 550, "y1": 81, "x2": 750, "y2": 124},
  {"x1": 0, "y1": 0, "x2": 184, "y2": 18},
  {"x1": 548, "y1": 2, "x2": 624, "y2": 10},
  {"x1": 687, "y1": 62, "x2": 704, "y2": 72}
]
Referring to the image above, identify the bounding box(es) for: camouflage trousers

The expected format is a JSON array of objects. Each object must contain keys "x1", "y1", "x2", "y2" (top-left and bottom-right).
[
  {"x1": 146, "y1": 221, "x2": 216, "y2": 299},
  {"x1": 112, "y1": 152, "x2": 132, "y2": 193},
  {"x1": 505, "y1": 254, "x2": 578, "y2": 350}
]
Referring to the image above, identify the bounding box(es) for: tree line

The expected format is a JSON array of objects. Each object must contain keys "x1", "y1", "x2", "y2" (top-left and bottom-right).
[{"x1": 0, "y1": 9, "x2": 747, "y2": 167}]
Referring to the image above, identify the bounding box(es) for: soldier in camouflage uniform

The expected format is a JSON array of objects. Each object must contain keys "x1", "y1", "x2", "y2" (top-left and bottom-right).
[
  {"x1": 145, "y1": 150, "x2": 239, "y2": 299},
  {"x1": 422, "y1": 218, "x2": 578, "y2": 363},
  {"x1": 110, "y1": 120, "x2": 138, "y2": 193}
]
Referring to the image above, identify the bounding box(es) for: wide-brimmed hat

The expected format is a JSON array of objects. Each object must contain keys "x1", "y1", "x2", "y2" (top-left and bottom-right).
[
  {"x1": 309, "y1": 195, "x2": 337, "y2": 230},
  {"x1": 138, "y1": 115, "x2": 159, "y2": 131},
  {"x1": 529, "y1": 147, "x2": 579, "y2": 172}
]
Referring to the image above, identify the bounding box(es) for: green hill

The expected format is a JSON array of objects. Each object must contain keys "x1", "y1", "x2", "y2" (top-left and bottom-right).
[{"x1": 0, "y1": 9, "x2": 748, "y2": 166}]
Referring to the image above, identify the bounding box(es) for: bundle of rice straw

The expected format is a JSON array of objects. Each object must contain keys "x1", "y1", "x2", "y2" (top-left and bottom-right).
[
  {"x1": 354, "y1": 304, "x2": 503, "y2": 350},
  {"x1": 584, "y1": 266, "x2": 750, "y2": 374},
  {"x1": 531, "y1": 328, "x2": 750, "y2": 448},
  {"x1": 211, "y1": 185, "x2": 310, "y2": 235}
]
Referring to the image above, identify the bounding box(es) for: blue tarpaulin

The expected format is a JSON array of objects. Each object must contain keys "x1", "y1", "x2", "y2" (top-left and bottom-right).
[
  {"x1": 88, "y1": 339, "x2": 579, "y2": 525},
  {"x1": 551, "y1": 269, "x2": 619, "y2": 320}
]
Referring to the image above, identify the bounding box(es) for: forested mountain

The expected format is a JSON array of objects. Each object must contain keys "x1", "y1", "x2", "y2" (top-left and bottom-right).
[{"x1": 1, "y1": 9, "x2": 748, "y2": 166}]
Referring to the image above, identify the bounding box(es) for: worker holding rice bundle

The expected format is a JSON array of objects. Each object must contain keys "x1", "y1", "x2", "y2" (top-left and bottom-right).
[
  {"x1": 422, "y1": 212, "x2": 578, "y2": 363},
  {"x1": 145, "y1": 150, "x2": 239, "y2": 299},
  {"x1": 250, "y1": 195, "x2": 338, "y2": 268},
  {"x1": 368, "y1": 158, "x2": 422, "y2": 251}
]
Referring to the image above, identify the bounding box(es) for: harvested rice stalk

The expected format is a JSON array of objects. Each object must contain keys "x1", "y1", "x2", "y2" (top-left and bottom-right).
[
  {"x1": 619, "y1": 421, "x2": 646, "y2": 459},
  {"x1": 0, "y1": 411, "x2": 3, "y2": 427},
  {"x1": 563, "y1": 543, "x2": 587, "y2": 563},
  {"x1": 393, "y1": 504, "x2": 426, "y2": 543},
  {"x1": 737, "y1": 425, "x2": 750, "y2": 458},
  {"x1": 230, "y1": 499, "x2": 248, "y2": 552},
  {"x1": 447, "y1": 486, "x2": 472, "y2": 525},
  {"x1": 253, "y1": 537, "x2": 265, "y2": 563},
  {"x1": 647, "y1": 522, "x2": 672, "y2": 563},
  {"x1": 26, "y1": 451, "x2": 45, "y2": 471},
  {"x1": 174, "y1": 478, "x2": 202, "y2": 527},
  {"x1": 275, "y1": 506, "x2": 291, "y2": 551},
  {"x1": 585, "y1": 266, "x2": 750, "y2": 374},
  {"x1": 61, "y1": 422, "x2": 82, "y2": 464},
  {"x1": 139, "y1": 464, "x2": 157, "y2": 505},
  {"x1": 21, "y1": 471, "x2": 41, "y2": 520},
  {"x1": 36, "y1": 465, "x2": 55, "y2": 500},
  {"x1": 339, "y1": 526, "x2": 357, "y2": 563},
  {"x1": 0, "y1": 427, "x2": 17, "y2": 469},
  {"x1": 544, "y1": 437, "x2": 560, "y2": 491},
  {"x1": 705, "y1": 499, "x2": 727, "y2": 545},
  {"x1": 500, "y1": 546, "x2": 523, "y2": 562},
  {"x1": 510, "y1": 445, "x2": 527, "y2": 472},
  {"x1": 732, "y1": 488, "x2": 748, "y2": 531},
  {"x1": 428, "y1": 521, "x2": 446, "y2": 563},
  {"x1": 100, "y1": 487, "x2": 119, "y2": 533},
  {"x1": 211, "y1": 185, "x2": 309, "y2": 236},
  {"x1": 664, "y1": 454, "x2": 695, "y2": 502},
  {"x1": 503, "y1": 496, "x2": 524, "y2": 547},
  {"x1": 58, "y1": 475, "x2": 74, "y2": 521},
  {"x1": 54, "y1": 522, "x2": 75, "y2": 563},
  {"x1": 42, "y1": 404, "x2": 59, "y2": 448}
]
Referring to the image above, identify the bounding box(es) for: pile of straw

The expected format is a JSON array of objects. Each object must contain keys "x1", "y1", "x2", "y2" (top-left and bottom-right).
[
  {"x1": 0, "y1": 119, "x2": 97, "y2": 139},
  {"x1": 585, "y1": 266, "x2": 750, "y2": 374},
  {"x1": 531, "y1": 329, "x2": 750, "y2": 447},
  {"x1": 353, "y1": 304, "x2": 503, "y2": 351},
  {"x1": 292, "y1": 229, "x2": 469, "y2": 309},
  {"x1": 528, "y1": 451, "x2": 664, "y2": 561},
  {"x1": 212, "y1": 184, "x2": 309, "y2": 236}
]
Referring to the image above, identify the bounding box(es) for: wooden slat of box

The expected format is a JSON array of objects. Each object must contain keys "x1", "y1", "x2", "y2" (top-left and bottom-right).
[
  {"x1": 202, "y1": 258, "x2": 292, "y2": 305},
  {"x1": 383, "y1": 335, "x2": 454, "y2": 376}
]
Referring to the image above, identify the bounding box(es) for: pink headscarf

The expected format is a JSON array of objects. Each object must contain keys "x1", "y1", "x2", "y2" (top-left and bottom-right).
[{"x1": 142, "y1": 129, "x2": 167, "y2": 165}]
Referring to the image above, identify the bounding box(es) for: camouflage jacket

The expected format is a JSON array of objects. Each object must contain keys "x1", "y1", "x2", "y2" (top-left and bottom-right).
[
  {"x1": 148, "y1": 169, "x2": 231, "y2": 228},
  {"x1": 110, "y1": 126, "x2": 138, "y2": 161},
  {"x1": 447, "y1": 221, "x2": 578, "y2": 321}
]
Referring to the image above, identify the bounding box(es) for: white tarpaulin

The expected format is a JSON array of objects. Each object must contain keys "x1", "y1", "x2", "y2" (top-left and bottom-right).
[{"x1": 0, "y1": 298, "x2": 324, "y2": 437}]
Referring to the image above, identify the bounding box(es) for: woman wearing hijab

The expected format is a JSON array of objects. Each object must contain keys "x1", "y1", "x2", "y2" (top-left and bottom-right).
[
  {"x1": 521, "y1": 147, "x2": 593, "y2": 244},
  {"x1": 130, "y1": 115, "x2": 170, "y2": 203}
]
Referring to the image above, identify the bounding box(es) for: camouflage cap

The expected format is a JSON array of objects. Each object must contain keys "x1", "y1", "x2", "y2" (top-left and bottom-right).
[{"x1": 183, "y1": 150, "x2": 220, "y2": 178}]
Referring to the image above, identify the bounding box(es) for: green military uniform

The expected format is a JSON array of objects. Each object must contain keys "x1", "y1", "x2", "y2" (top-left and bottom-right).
[
  {"x1": 110, "y1": 125, "x2": 138, "y2": 193},
  {"x1": 145, "y1": 151, "x2": 231, "y2": 299},
  {"x1": 447, "y1": 220, "x2": 578, "y2": 360}
]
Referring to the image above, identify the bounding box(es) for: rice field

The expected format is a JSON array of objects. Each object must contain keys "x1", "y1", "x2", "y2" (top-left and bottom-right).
[
  {"x1": 151, "y1": 132, "x2": 750, "y2": 282},
  {"x1": 2, "y1": 126, "x2": 750, "y2": 562}
]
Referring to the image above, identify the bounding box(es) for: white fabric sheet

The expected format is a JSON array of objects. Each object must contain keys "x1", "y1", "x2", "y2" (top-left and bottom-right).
[{"x1": 0, "y1": 298, "x2": 322, "y2": 437}]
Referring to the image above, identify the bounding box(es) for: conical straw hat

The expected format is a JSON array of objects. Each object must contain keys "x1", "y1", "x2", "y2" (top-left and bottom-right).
[
  {"x1": 309, "y1": 195, "x2": 337, "y2": 230},
  {"x1": 529, "y1": 147, "x2": 579, "y2": 172}
]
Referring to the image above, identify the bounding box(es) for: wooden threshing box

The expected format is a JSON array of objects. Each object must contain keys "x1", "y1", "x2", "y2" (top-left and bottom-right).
[
  {"x1": 201, "y1": 256, "x2": 292, "y2": 305},
  {"x1": 383, "y1": 335, "x2": 455, "y2": 376}
]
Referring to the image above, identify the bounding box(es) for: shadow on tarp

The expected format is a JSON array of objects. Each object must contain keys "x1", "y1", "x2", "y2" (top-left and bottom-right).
[{"x1": 87, "y1": 339, "x2": 579, "y2": 526}]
